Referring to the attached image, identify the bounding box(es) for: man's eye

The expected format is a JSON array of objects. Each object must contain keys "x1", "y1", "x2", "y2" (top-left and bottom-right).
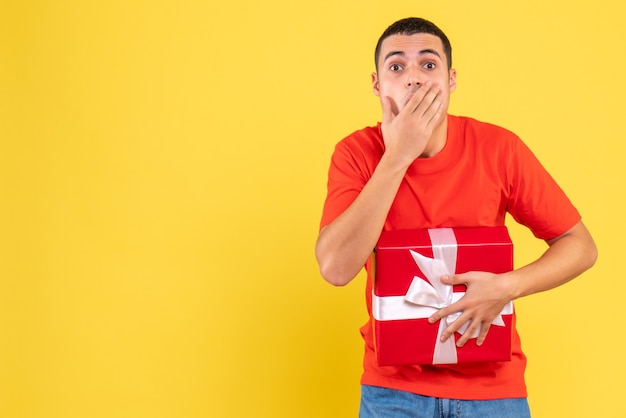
[
  {"x1": 424, "y1": 62, "x2": 436, "y2": 69},
  {"x1": 390, "y1": 64, "x2": 403, "y2": 71}
]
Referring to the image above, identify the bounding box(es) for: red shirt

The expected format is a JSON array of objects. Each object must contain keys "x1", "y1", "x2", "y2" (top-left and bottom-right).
[{"x1": 320, "y1": 115, "x2": 581, "y2": 399}]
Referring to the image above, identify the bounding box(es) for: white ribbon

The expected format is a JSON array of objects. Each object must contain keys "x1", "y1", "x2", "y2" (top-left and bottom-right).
[{"x1": 373, "y1": 228, "x2": 514, "y2": 364}]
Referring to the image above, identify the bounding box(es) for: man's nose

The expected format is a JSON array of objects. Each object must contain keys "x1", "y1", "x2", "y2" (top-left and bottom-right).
[{"x1": 406, "y1": 70, "x2": 421, "y2": 89}]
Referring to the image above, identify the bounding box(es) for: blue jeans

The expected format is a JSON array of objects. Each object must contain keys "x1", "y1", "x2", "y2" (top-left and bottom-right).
[{"x1": 359, "y1": 385, "x2": 530, "y2": 418}]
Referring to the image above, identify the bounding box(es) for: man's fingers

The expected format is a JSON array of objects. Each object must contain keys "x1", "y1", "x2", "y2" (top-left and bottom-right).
[
  {"x1": 437, "y1": 312, "x2": 494, "y2": 347},
  {"x1": 476, "y1": 323, "x2": 491, "y2": 346},
  {"x1": 380, "y1": 96, "x2": 397, "y2": 124},
  {"x1": 423, "y1": 97, "x2": 443, "y2": 126},
  {"x1": 409, "y1": 83, "x2": 442, "y2": 116},
  {"x1": 454, "y1": 318, "x2": 478, "y2": 347},
  {"x1": 438, "y1": 310, "x2": 469, "y2": 342},
  {"x1": 398, "y1": 82, "x2": 434, "y2": 115}
]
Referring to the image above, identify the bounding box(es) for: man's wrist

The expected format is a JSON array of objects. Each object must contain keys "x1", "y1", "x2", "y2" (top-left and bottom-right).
[
  {"x1": 502, "y1": 270, "x2": 525, "y2": 301},
  {"x1": 377, "y1": 152, "x2": 413, "y2": 177}
]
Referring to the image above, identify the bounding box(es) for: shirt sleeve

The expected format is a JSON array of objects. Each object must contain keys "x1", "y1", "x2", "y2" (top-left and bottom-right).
[
  {"x1": 319, "y1": 140, "x2": 369, "y2": 230},
  {"x1": 506, "y1": 137, "x2": 581, "y2": 240}
]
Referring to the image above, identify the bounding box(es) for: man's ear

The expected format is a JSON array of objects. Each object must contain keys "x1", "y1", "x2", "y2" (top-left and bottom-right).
[
  {"x1": 449, "y1": 69, "x2": 457, "y2": 93},
  {"x1": 371, "y1": 72, "x2": 381, "y2": 97}
]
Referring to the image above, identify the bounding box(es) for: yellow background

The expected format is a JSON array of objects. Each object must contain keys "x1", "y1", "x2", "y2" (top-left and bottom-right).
[{"x1": 1, "y1": 1, "x2": 624, "y2": 417}]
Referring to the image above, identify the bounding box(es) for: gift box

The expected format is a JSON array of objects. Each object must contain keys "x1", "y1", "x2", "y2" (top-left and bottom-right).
[{"x1": 373, "y1": 226, "x2": 514, "y2": 366}]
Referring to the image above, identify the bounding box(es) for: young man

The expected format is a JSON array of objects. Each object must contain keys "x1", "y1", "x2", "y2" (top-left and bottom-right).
[{"x1": 315, "y1": 17, "x2": 597, "y2": 417}]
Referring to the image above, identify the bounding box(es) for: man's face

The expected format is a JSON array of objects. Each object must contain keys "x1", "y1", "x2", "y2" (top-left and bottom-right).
[{"x1": 372, "y1": 33, "x2": 456, "y2": 116}]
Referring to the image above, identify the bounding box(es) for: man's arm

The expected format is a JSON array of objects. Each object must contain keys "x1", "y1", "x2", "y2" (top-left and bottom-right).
[
  {"x1": 315, "y1": 83, "x2": 444, "y2": 286},
  {"x1": 429, "y1": 220, "x2": 597, "y2": 346},
  {"x1": 315, "y1": 158, "x2": 407, "y2": 286}
]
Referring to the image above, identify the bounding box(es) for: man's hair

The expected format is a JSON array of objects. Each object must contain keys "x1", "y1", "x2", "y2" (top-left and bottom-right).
[{"x1": 374, "y1": 17, "x2": 452, "y2": 70}]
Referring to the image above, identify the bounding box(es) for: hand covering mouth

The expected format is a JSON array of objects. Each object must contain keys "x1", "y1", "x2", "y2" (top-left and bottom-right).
[{"x1": 403, "y1": 85, "x2": 421, "y2": 107}]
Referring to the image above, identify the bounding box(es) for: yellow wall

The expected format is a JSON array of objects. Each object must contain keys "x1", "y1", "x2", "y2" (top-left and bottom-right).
[{"x1": 1, "y1": 1, "x2": 623, "y2": 417}]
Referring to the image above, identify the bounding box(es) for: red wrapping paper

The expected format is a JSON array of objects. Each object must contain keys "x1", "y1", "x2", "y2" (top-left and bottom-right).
[{"x1": 373, "y1": 227, "x2": 514, "y2": 366}]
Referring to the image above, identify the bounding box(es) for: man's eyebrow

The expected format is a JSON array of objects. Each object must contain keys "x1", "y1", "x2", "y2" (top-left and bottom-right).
[
  {"x1": 418, "y1": 49, "x2": 442, "y2": 59},
  {"x1": 383, "y1": 48, "x2": 442, "y2": 63},
  {"x1": 383, "y1": 51, "x2": 405, "y2": 63}
]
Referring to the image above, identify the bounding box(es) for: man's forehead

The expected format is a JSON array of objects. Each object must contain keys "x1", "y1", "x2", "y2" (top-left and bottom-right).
[{"x1": 380, "y1": 33, "x2": 444, "y2": 56}]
